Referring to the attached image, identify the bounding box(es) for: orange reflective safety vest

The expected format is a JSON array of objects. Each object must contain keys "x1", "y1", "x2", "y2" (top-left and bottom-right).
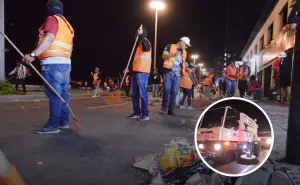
[
  {"x1": 225, "y1": 66, "x2": 238, "y2": 81},
  {"x1": 180, "y1": 71, "x2": 193, "y2": 89},
  {"x1": 125, "y1": 75, "x2": 130, "y2": 86},
  {"x1": 93, "y1": 72, "x2": 101, "y2": 85},
  {"x1": 163, "y1": 44, "x2": 187, "y2": 70},
  {"x1": 133, "y1": 39, "x2": 152, "y2": 73},
  {"x1": 238, "y1": 65, "x2": 249, "y2": 81},
  {"x1": 202, "y1": 72, "x2": 214, "y2": 87},
  {"x1": 38, "y1": 15, "x2": 74, "y2": 60}
]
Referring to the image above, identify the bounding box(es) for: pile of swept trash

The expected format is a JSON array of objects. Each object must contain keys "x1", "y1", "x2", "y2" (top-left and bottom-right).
[{"x1": 132, "y1": 137, "x2": 238, "y2": 185}]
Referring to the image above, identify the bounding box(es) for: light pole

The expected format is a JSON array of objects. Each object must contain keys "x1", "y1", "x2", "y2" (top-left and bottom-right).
[
  {"x1": 198, "y1": 63, "x2": 204, "y2": 82},
  {"x1": 150, "y1": 0, "x2": 165, "y2": 70},
  {"x1": 191, "y1": 54, "x2": 199, "y2": 63},
  {"x1": 0, "y1": 0, "x2": 4, "y2": 81}
]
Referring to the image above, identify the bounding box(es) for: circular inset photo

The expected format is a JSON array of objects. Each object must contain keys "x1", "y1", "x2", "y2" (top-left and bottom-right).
[{"x1": 194, "y1": 97, "x2": 274, "y2": 177}]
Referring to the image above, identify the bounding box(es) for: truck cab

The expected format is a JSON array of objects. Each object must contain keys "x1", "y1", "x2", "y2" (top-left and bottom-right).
[{"x1": 197, "y1": 106, "x2": 261, "y2": 163}]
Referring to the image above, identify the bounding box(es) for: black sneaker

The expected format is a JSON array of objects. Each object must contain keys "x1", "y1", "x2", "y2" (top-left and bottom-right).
[
  {"x1": 139, "y1": 116, "x2": 150, "y2": 121},
  {"x1": 127, "y1": 114, "x2": 141, "y2": 119},
  {"x1": 168, "y1": 111, "x2": 175, "y2": 116}
]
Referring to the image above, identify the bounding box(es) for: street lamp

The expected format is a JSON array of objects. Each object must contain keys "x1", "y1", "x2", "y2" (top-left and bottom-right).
[
  {"x1": 150, "y1": 0, "x2": 165, "y2": 70},
  {"x1": 191, "y1": 54, "x2": 199, "y2": 63},
  {"x1": 198, "y1": 63, "x2": 204, "y2": 82}
]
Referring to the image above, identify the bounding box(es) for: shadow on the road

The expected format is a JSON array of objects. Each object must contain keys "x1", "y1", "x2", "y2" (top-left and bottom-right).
[{"x1": 237, "y1": 157, "x2": 260, "y2": 165}]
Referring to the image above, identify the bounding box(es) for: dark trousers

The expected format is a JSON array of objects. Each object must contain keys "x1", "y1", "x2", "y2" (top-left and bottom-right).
[
  {"x1": 192, "y1": 85, "x2": 195, "y2": 98},
  {"x1": 124, "y1": 85, "x2": 130, "y2": 97},
  {"x1": 15, "y1": 78, "x2": 26, "y2": 93},
  {"x1": 238, "y1": 80, "x2": 248, "y2": 98}
]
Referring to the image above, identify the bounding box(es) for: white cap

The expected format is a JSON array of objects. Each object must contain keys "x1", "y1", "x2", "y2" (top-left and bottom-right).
[
  {"x1": 180, "y1": 37, "x2": 191, "y2": 47},
  {"x1": 278, "y1": 52, "x2": 287, "y2": 58}
]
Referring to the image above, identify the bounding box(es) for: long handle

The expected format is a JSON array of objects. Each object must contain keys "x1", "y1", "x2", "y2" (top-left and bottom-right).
[
  {"x1": 0, "y1": 29, "x2": 66, "y2": 104},
  {"x1": 120, "y1": 25, "x2": 143, "y2": 88}
]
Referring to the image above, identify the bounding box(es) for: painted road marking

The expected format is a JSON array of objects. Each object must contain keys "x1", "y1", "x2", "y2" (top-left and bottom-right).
[
  {"x1": 88, "y1": 103, "x2": 128, "y2": 110},
  {"x1": 0, "y1": 96, "x2": 126, "y2": 103}
]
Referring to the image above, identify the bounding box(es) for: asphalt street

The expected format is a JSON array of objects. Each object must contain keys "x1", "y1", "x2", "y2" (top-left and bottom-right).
[
  {"x1": 0, "y1": 95, "x2": 210, "y2": 185},
  {"x1": 215, "y1": 149, "x2": 270, "y2": 175}
]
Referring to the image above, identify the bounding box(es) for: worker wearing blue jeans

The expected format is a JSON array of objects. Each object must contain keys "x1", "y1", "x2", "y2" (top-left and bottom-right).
[
  {"x1": 130, "y1": 72, "x2": 150, "y2": 119},
  {"x1": 162, "y1": 72, "x2": 181, "y2": 114}
]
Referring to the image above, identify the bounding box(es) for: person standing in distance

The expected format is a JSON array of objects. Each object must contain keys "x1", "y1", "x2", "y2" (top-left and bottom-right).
[
  {"x1": 22, "y1": 0, "x2": 74, "y2": 134},
  {"x1": 127, "y1": 26, "x2": 152, "y2": 121}
]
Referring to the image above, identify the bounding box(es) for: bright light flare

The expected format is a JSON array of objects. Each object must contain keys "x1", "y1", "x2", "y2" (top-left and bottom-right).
[
  {"x1": 198, "y1": 63, "x2": 204, "y2": 67},
  {"x1": 201, "y1": 68, "x2": 207, "y2": 72},
  {"x1": 224, "y1": 141, "x2": 230, "y2": 146},
  {"x1": 214, "y1": 143, "x2": 221, "y2": 150},
  {"x1": 150, "y1": 1, "x2": 165, "y2": 10},
  {"x1": 191, "y1": 55, "x2": 199, "y2": 59}
]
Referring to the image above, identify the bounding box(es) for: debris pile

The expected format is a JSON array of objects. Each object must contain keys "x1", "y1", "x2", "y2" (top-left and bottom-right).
[{"x1": 133, "y1": 137, "x2": 213, "y2": 184}]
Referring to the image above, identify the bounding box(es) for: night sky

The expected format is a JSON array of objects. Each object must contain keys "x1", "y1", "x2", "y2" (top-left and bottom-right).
[
  {"x1": 209, "y1": 100, "x2": 271, "y2": 132},
  {"x1": 4, "y1": 0, "x2": 267, "y2": 84}
]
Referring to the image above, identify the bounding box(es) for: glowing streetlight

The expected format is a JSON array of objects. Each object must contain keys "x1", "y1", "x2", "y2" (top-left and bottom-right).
[
  {"x1": 191, "y1": 54, "x2": 199, "y2": 63},
  {"x1": 150, "y1": 0, "x2": 165, "y2": 70},
  {"x1": 202, "y1": 68, "x2": 207, "y2": 72}
]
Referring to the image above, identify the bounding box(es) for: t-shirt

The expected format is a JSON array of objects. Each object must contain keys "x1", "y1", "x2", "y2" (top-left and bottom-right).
[
  {"x1": 163, "y1": 44, "x2": 183, "y2": 77},
  {"x1": 43, "y1": 16, "x2": 59, "y2": 36}
]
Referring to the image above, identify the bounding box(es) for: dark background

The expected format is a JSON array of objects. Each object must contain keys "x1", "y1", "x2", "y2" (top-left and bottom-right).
[
  {"x1": 4, "y1": 0, "x2": 267, "y2": 84},
  {"x1": 209, "y1": 100, "x2": 271, "y2": 132}
]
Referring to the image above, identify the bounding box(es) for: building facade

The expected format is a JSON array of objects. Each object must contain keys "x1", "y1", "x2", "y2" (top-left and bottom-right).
[{"x1": 240, "y1": 0, "x2": 295, "y2": 97}]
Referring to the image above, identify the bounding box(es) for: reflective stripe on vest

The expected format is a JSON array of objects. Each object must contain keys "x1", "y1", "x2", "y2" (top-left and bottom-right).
[
  {"x1": 163, "y1": 44, "x2": 187, "y2": 70},
  {"x1": 38, "y1": 15, "x2": 74, "y2": 60},
  {"x1": 133, "y1": 39, "x2": 152, "y2": 73},
  {"x1": 180, "y1": 71, "x2": 193, "y2": 89}
]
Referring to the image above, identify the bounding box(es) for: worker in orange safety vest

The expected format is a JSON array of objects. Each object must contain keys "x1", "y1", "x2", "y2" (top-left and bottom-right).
[
  {"x1": 179, "y1": 62, "x2": 196, "y2": 110},
  {"x1": 0, "y1": 150, "x2": 26, "y2": 185},
  {"x1": 160, "y1": 37, "x2": 191, "y2": 116},
  {"x1": 224, "y1": 61, "x2": 238, "y2": 97},
  {"x1": 127, "y1": 26, "x2": 152, "y2": 121},
  {"x1": 22, "y1": 0, "x2": 74, "y2": 134},
  {"x1": 91, "y1": 67, "x2": 101, "y2": 97},
  {"x1": 237, "y1": 61, "x2": 251, "y2": 98},
  {"x1": 201, "y1": 70, "x2": 214, "y2": 100}
]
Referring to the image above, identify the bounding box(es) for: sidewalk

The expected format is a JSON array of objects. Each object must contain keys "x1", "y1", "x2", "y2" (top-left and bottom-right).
[
  {"x1": 0, "y1": 91, "x2": 126, "y2": 101},
  {"x1": 228, "y1": 101, "x2": 299, "y2": 185}
]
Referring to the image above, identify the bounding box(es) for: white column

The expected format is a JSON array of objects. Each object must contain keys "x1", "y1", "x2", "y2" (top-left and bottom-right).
[{"x1": 0, "y1": 0, "x2": 4, "y2": 81}]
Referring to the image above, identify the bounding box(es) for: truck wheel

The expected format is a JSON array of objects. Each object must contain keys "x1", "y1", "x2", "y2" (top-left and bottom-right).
[{"x1": 253, "y1": 143, "x2": 261, "y2": 157}]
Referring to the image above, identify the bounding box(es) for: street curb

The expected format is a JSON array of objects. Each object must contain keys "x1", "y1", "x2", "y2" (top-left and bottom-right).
[{"x1": 0, "y1": 92, "x2": 126, "y2": 101}]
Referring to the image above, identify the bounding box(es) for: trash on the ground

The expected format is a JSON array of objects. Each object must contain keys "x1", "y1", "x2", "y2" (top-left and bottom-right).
[
  {"x1": 133, "y1": 137, "x2": 212, "y2": 184},
  {"x1": 185, "y1": 173, "x2": 212, "y2": 185}
]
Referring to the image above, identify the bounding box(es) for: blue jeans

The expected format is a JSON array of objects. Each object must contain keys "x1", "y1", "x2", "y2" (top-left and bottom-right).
[
  {"x1": 131, "y1": 72, "x2": 150, "y2": 117},
  {"x1": 162, "y1": 72, "x2": 180, "y2": 111},
  {"x1": 180, "y1": 88, "x2": 192, "y2": 106},
  {"x1": 42, "y1": 64, "x2": 71, "y2": 129},
  {"x1": 225, "y1": 78, "x2": 237, "y2": 97},
  {"x1": 256, "y1": 88, "x2": 264, "y2": 99}
]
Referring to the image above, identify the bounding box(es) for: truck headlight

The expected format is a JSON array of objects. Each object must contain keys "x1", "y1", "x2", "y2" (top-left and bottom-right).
[
  {"x1": 267, "y1": 137, "x2": 272, "y2": 145},
  {"x1": 199, "y1": 144, "x2": 204, "y2": 149},
  {"x1": 214, "y1": 143, "x2": 221, "y2": 150}
]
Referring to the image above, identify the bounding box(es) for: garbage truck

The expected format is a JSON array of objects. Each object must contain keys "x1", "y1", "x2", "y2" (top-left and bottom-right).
[{"x1": 197, "y1": 106, "x2": 262, "y2": 163}]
